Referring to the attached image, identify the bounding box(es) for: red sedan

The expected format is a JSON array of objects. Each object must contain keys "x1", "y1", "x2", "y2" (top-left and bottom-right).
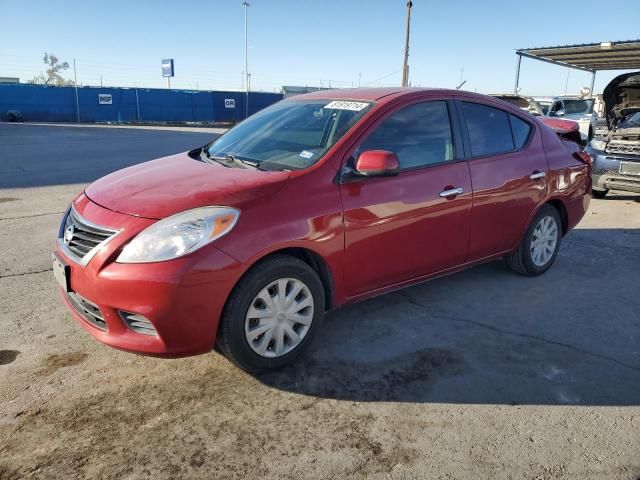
[{"x1": 53, "y1": 88, "x2": 591, "y2": 372}]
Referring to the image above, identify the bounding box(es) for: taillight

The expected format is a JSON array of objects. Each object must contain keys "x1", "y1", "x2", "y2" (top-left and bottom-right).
[{"x1": 573, "y1": 151, "x2": 592, "y2": 166}]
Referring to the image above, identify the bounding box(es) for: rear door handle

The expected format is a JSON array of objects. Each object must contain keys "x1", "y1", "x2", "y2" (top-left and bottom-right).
[
  {"x1": 439, "y1": 187, "x2": 464, "y2": 198},
  {"x1": 529, "y1": 171, "x2": 546, "y2": 180}
]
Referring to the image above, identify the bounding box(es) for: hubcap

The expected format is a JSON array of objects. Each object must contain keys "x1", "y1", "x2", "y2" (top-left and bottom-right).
[
  {"x1": 244, "y1": 278, "x2": 314, "y2": 358},
  {"x1": 530, "y1": 215, "x2": 558, "y2": 267}
]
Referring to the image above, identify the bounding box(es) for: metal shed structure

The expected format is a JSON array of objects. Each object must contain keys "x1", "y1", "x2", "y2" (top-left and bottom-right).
[{"x1": 513, "y1": 39, "x2": 640, "y2": 94}]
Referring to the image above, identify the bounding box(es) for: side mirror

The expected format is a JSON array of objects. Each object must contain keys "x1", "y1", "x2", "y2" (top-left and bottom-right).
[
  {"x1": 355, "y1": 150, "x2": 399, "y2": 177},
  {"x1": 555, "y1": 110, "x2": 565, "y2": 117}
]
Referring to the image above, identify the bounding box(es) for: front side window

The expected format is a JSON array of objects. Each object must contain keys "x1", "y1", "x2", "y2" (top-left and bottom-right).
[
  {"x1": 207, "y1": 99, "x2": 373, "y2": 170},
  {"x1": 358, "y1": 101, "x2": 454, "y2": 169},
  {"x1": 462, "y1": 102, "x2": 514, "y2": 156}
]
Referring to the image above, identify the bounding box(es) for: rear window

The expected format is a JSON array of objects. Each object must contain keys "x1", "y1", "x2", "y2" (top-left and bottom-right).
[{"x1": 462, "y1": 102, "x2": 514, "y2": 156}]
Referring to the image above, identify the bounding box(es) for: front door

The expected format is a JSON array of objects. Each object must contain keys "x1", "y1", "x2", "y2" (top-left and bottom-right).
[{"x1": 340, "y1": 100, "x2": 472, "y2": 297}]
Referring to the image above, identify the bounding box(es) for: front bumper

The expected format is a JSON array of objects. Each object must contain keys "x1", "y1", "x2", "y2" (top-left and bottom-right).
[
  {"x1": 55, "y1": 195, "x2": 244, "y2": 357},
  {"x1": 587, "y1": 148, "x2": 640, "y2": 194}
]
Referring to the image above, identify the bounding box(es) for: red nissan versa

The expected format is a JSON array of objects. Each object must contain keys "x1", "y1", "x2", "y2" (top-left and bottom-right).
[{"x1": 53, "y1": 88, "x2": 592, "y2": 372}]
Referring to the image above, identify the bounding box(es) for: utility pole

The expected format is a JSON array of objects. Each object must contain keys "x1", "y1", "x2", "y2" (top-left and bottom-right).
[
  {"x1": 242, "y1": 1, "x2": 250, "y2": 119},
  {"x1": 401, "y1": 1, "x2": 413, "y2": 87},
  {"x1": 73, "y1": 59, "x2": 80, "y2": 123}
]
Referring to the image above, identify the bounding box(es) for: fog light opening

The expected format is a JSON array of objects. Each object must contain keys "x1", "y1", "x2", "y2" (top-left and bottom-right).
[{"x1": 119, "y1": 311, "x2": 157, "y2": 336}]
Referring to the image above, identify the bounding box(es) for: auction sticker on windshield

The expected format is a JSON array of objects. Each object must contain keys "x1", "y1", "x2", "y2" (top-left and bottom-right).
[{"x1": 324, "y1": 101, "x2": 369, "y2": 111}]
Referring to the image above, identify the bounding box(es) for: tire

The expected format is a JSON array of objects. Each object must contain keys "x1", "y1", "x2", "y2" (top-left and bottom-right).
[
  {"x1": 592, "y1": 189, "x2": 608, "y2": 199},
  {"x1": 588, "y1": 127, "x2": 594, "y2": 143},
  {"x1": 217, "y1": 254, "x2": 325, "y2": 373},
  {"x1": 505, "y1": 205, "x2": 562, "y2": 277}
]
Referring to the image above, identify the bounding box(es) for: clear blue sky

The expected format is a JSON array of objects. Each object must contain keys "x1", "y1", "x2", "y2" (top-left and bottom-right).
[{"x1": 1, "y1": 0, "x2": 639, "y2": 95}]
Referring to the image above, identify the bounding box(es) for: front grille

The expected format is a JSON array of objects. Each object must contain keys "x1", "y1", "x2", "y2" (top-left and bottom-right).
[
  {"x1": 119, "y1": 311, "x2": 157, "y2": 336},
  {"x1": 605, "y1": 140, "x2": 640, "y2": 156},
  {"x1": 67, "y1": 291, "x2": 107, "y2": 330},
  {"x1": 59, "y1": 208, "x2": 118, "y2": 264}
]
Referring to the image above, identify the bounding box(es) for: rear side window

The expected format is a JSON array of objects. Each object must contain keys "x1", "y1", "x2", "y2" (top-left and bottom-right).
[
  {"x1": 462, "y1": 102, "x2": 514, "y2": 156},
  {"x1": 509, "y1": 114, "x2": 532, "y2": 149},
  {"x1": 359, "y1": 101, "x2": 454, "y2": 170}
]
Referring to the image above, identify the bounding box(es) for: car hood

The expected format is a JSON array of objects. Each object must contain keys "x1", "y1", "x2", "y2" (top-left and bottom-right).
[
  {"x1": 84, "y1": 151, "x2": 290, "y2": 219},
  {"x1": 603, "y1": 71, "x2": 640, "y2": 127}
]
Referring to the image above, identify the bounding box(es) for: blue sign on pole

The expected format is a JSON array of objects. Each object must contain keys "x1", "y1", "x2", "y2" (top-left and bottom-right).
[{"x1": 162, "y1": 59, "x2": 174, "y2": 78}]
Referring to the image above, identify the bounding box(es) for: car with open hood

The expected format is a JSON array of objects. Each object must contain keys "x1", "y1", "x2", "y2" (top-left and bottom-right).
[
  {"x1": 53, "y1": 88, "x2": 591, "y2": 372},
  {"x1": 587, "y1": 71, "x2": 640, "y2": 198}
]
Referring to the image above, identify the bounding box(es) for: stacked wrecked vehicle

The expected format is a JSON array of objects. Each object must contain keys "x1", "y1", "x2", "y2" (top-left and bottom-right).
[{"x1": 588, "y1": 72, "x2": 640, "y2": 198}]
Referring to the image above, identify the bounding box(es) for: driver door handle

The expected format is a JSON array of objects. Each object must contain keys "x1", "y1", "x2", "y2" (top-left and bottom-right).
[
  {"x1": 529, "y1": 171, "x2": 546, "y2": 180},
  {"x1": 439, "y1": 187, "x2": 464, "y2": 198}
]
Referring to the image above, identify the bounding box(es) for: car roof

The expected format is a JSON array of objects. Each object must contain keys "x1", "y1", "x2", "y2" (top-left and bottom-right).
[
  {"x1": 489, "y1": 93, "x2": 532, "y2": 99},
  {"x1": 285, "y1": 88, "x2": 538, "y2": 119},
  {"x1": 290, "y1": 87, "x2": 460, "y2": 102}
]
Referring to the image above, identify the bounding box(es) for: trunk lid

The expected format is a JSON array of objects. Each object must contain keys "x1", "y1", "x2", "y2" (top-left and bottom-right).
[{"x1": 539, "y1": 117, "x2": 582, "y2": 146}]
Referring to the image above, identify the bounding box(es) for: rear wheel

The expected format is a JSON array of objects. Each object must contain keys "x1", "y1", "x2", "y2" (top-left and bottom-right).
[
  {"x1": 592, "y1": 188, "x2": 608, "y2": 199},
  {"x1": 505, "y1": 205, "x2": 562, "y2": 276},
  {"x1": 217, "y1": 255, "x2": 325, "y2": 373}
]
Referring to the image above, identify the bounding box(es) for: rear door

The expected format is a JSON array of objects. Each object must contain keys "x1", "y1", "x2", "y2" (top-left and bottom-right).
[
  {"x1": 340, "y1": 99, "x2": 472, "y2": 296},
  {"x1": 458, "y1": 100, "x2": 548, "y2": 260}
]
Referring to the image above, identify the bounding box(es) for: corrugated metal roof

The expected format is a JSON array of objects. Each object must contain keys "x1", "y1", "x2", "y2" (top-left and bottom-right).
[{"x1": 517, "y1": 40, "x2": 640, "y2": 72}]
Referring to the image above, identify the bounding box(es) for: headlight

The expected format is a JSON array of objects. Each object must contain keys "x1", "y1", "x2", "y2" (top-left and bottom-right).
[
  {"x1": 590, "y1": 138, "x2": 607, "y2": 151},
  {"x1": 117, "y1": 207, "x2": 239, "y2": 263}
]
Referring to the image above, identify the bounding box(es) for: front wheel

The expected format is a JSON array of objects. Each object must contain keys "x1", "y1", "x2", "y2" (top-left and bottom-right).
[
  {"x1": 505, "y1": 205, "x2": 562, "y2": 276},
  {"x1": 217, "y1": 255, "x2": 325, "y2": 373},
  {"x1": 592, "y1": 189, "x2": 608, "y2": 199}
]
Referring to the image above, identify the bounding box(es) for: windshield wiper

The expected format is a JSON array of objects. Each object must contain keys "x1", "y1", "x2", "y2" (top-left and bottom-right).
[
  {"x1": 201, "y1": 147, "x2": 268, "y2": 171},
  {"x1": 213, "y1": 153, "x2": 265, "y2": 170},
  {"x1": 226, "y1": 154, "x2": 261, "y2": 170},
  {"x1": 200, "y1": 147, "x2": 217, "y2": 164}
]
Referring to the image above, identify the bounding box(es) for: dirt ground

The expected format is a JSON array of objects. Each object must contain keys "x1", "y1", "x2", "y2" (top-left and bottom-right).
[{"x1": 1, "y1": 124, "x2": 639, "y2": 480}]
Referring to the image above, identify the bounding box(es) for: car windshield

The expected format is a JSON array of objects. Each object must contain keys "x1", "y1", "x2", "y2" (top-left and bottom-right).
[
  {"x1": 206, "y1": 99, "x2": 373, "y2": 170},
  {"x1": 620, "y1": 111, "x2": 640, "y2": 127},
  {"x1": 559, "y1": 99, "x2": 595, "y2": 115}
]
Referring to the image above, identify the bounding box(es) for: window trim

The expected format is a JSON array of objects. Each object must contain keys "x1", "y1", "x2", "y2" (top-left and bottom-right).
[
  {"x1": 456, "y1": 99, "x2": 536, "y2": 161},
  {"x1": 507, "y1": 113, "x2": 534, "y2": 151},
  {"x1": 341, "y1": 98, "x2": 462, "y2": 180}
]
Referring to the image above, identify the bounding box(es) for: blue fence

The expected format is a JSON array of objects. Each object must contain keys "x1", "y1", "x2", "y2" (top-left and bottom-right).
[{"x1": 0, "y1": 84, "x2": 283, "y2": 123}]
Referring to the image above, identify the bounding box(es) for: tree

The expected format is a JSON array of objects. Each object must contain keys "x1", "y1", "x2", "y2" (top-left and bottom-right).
[{"x1": 38, "y1": 52, "x2": 71, "y2": 86}]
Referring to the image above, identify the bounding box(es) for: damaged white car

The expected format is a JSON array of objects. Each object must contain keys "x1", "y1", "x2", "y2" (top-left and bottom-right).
[
  {"x1": 587, "y1": 71, "x2": 640, "y2": 198},
  {"x1": 547, "y1": 96, "x2": 598, "y2": 143}
]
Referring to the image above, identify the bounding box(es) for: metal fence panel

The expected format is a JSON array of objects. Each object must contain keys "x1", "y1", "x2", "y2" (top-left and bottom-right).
[{"x1": 0, "y1": 84, "x2": 283, "y2": 123}]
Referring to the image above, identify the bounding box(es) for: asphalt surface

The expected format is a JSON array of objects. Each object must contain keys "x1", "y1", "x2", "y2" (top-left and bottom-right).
[
  {"x1": 0, "y1": 123, "x2": 218, "y2": 188},
  {"x1": 1, "y1": 123, "x2": 639, "y2": 479}
]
